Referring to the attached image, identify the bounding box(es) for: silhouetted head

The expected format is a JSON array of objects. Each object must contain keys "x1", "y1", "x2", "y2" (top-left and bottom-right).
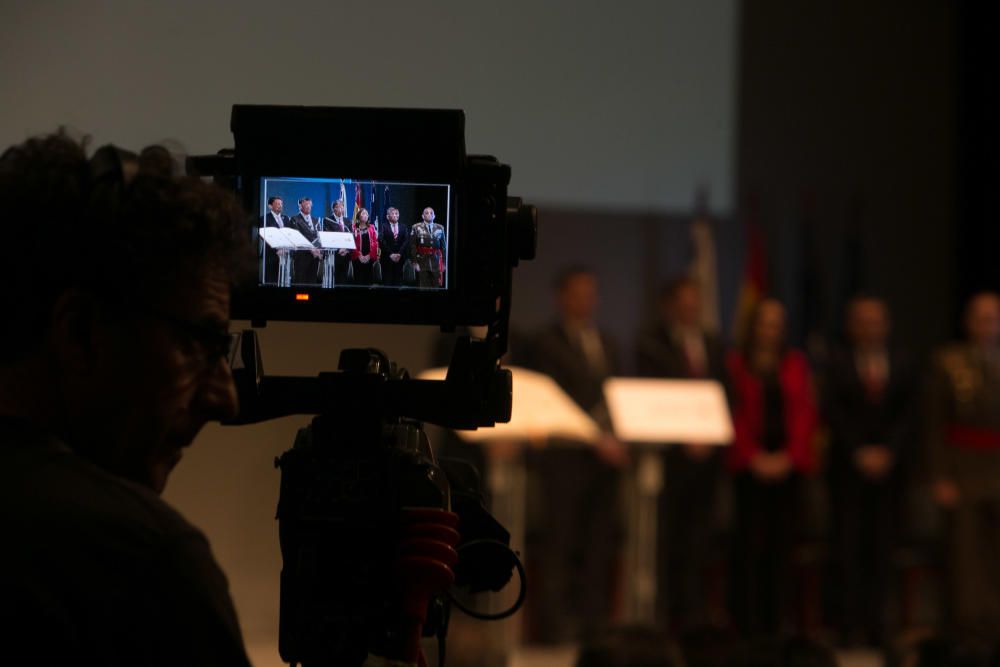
[{"x1": 0, "y1": 131, "x2": 250, "y2": 493}]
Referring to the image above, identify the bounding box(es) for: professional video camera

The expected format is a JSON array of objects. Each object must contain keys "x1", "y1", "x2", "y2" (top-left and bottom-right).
[{"x1": 190, "y1": 105, "x2": 536, "y2": 667}]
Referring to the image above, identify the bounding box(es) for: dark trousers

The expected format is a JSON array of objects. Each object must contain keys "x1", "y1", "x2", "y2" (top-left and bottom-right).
[
  {"x1": 417, "y1": 269, "x2": 440, "y2": 288},
  {"x1": 293, "y1": 251, "x2": 320, "y2": 285},
  {"x1": 658, "y1": 448, "x2": 723, "y2": 628},
  {"x1": 352, "y1": 260, "x2": 374, "y2": 285},
  {"x1": 830, "y1": 470, "x2": 895, "y2": 643},
  {"x1": 730, "y1": 474, "x2": 797, "y2": 635},
  {"x1": 334, "y1": 252, "x2": 352, "y2": 285},
  {"x1": 527, "y1": 448, "x2": 623, "y2": 643},
  {"x1": 262, "y1": 244, "x2": 280, "y2": 285},
  {"x1": 945, "y1": 496, "x2": 1000, "y2": 640},
  {"x1": 382, "y1": 256, "x2": 405, "y2": 286}
]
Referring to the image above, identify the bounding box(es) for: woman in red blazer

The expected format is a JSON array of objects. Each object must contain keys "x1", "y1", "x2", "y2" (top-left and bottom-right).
[
  {"x1": 351, "y1": 208, "x2": 379, "y2": 285},
  {"x1": 727, "y1": 298, "x2": 818, "y2": 634}
]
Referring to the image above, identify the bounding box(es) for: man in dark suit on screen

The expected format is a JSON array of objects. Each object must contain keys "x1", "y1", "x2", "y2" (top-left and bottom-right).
[
  {"x1": 379, "y1": 206, "x2": 410, "y2": 286},
  {"x1": 259, "y1": 195, "x2": 289, "y2": 285},
  {"x1": 321, "y1": 199, "x2": 353, "y2": 285},
  {"x1": 288, "y1": 196, "x2": 322, "y2": 285}
]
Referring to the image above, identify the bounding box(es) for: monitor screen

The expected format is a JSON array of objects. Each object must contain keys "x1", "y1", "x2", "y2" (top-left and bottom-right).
[{"x1": 257, "y1": 176, "x2": 451, "y2": 290}]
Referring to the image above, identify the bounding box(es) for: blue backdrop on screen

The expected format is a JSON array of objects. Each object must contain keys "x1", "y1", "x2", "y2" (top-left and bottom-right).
[{"x1": 262, "y1": 178, "x2": 449, "y2": 230}]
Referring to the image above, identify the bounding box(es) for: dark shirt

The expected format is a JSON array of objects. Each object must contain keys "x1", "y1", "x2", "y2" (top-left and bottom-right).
[
  {"x1": 361, "y1": 232, "x2": 370, "y2": 256},
  {"x1": 761, "y1": 371, "x2": 786, "y2": 452},
  {"x1": 0, "y1": 418, "x2": 251, "y2": 666}
]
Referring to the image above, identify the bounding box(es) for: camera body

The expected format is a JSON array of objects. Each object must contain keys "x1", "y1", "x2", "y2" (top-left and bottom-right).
[{"x1": 199, "y1": 105, "x2": 535, "y2": 666}]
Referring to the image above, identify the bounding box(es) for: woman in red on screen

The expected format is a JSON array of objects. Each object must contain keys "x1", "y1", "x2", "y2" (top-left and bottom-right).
[
  {"x1": 726, "y1": 297, "x2": 819, "y2": 635},
  {"x1": 351, "y1": 208, "x2": 379, "y2": 285}
]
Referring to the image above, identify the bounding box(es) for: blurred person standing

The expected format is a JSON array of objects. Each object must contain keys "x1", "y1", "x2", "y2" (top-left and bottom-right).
[
  {"x1": 726, "y1": 298, "x2": 819, "y2": 634},
  {"x1": 824, "y1": 295, "x2": 918, "y2": 645},
  {"x1": 524, "y1": 266, "x2": 627, "y2": 642},
  {"x1": 926, "y1": 291, "x2": 1000, "y2": 640},
  {"x1": 635, "y1": 277, "x2": 729, "y2": 628}
]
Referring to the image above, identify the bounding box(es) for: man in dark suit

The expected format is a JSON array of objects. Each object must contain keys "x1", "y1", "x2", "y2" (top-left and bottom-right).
[
  {"x1": 288, "y1": 196, "x2": 322, "y2": 285},
  {"x1": 524, "y1": 266, "x2": 626, "y2": 643},
  {"x1": 635, "y1": 277, "x2": 729, "y2": 629},
  {"x1": 379, "y1": 206, "x2": 410, "y2": 286},
  {"x1": 824, "y1": 295, "x2": 917, "y2": 645},
  {"x1": 321, "y1": 199, "x2": 353, "y2": 285},
  {"x1": 259, "y1": 195, "x2": 289, "y2": 285}
]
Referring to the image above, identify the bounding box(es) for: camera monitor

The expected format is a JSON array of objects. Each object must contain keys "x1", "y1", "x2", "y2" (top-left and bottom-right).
[
  {"x1": 228, "y1": 105, "x2": 522, "y2": 328},
  {"x1": 258, "y1": 176, "x2": 450, "y2": 290}
]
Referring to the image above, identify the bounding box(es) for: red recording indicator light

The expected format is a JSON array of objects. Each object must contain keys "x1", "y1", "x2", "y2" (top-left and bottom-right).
[{"x1": 295, "y1": 293, "x2": 310, "y2": 301}]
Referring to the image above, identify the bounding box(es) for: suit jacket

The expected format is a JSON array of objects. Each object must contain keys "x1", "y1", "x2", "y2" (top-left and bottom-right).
[
  {"x1": 636, "y1": 323, "x2": 729, "y2": 386},
  {"x1": 727, "y1": 349, "x2": 819, "y2": 474},
  {"x1": 925, "y1": 343, "x2": 1000, "y2": 496},
  {"x1": 823, "y1": 346, "x2": 917, "y2": 475},
  {"x1": 260, "y1": 212, "x2": 290, "y2": 228},
  {"x1": 288, "y1": 213, "x2": 320, "y2": 245},
  {"x1": 379, "y1": 221, "x2": 410, "y2": 257},
  {"x1": 320, "y1": 216, "x2": 352, "y2": 234},
  {"x1": 526, "y1": 323, "x2": 619, "y2": 430}
]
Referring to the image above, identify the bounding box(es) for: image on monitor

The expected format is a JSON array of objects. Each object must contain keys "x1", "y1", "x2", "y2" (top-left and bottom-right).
[{"x1": 257, "y1": 177, "x2": 451, "y2": 290}]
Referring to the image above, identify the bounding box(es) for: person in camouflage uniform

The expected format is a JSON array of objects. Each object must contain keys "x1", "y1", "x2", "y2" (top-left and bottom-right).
[{"x1": 926, "y1": 291, "x2": 1000, "y2": 640}]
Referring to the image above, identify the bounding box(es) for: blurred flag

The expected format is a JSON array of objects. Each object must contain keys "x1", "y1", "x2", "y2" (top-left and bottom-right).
[
  {"x1": 370, "y1": 180, "x2": 378, "y2": 236},
  {"x1": 353, "y1": 182, "x2": 363, "y2": 226},
  {"x1": 339, "y1": 180, "x2": 347, "y2": 211},
  {"x1": 732, "y1": 198, "x2": 768, "y2": 346},
  {"x1": 687, "y1": 187, "x2": 720, "y2": 333}
]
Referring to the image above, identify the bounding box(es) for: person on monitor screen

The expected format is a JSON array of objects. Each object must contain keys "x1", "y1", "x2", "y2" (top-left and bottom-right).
[
  {"x1": 351, "y1": 207, "x2": 379, "y2": 286},
  {"x1": 379, "y1": 206, "x2": 410, "y2": 287},
  {"x1": 0, "y1": 132, "x2": 252, "y2": 665},
  {"x1": 409, "y1": 206, "x2": 445, "y2": 288},
  {"x1": 259, "y1": 195, "x2": 289, "y2": 285},
  {"x1": 288, "y1": 196, "x2": 322, "y2": 285},
  {"x1": 322, "y1": 198, "x2": 353, "y2": 285}
]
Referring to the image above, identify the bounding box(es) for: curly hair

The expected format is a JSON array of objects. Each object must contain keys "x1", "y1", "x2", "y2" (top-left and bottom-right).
[{"x1": 0, "y1": 131, "x2": 251, "y2": 362}]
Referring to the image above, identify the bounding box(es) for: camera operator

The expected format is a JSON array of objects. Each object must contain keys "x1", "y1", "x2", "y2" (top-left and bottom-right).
[{"x1": 0, "y1": 133, "x2": 253, "y2": 665}]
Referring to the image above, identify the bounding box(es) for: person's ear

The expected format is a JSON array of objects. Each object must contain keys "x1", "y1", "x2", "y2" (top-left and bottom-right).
[{"x1": 48, "y1": 289, "x2": 107, "y2": 376}]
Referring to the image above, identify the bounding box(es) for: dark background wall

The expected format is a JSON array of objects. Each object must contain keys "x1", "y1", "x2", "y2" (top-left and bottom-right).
[{"x1": 736, "y1": 0, "x2": 957, "y2": 356}]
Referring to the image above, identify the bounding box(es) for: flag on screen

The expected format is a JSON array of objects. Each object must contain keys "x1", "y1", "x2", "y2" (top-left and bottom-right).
[
  {"x1": 339, "y1": 180, "x2": 347, "y2": 211},
  {"x1": 370, "y1": 180, "x2": 378, "y2": 236},
  {"x1": 353, "y1": 182, "x2": 363, "y2": 226}
]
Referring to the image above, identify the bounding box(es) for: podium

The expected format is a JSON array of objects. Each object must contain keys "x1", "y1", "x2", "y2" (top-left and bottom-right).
[
  {"x1": 260, "y1": 227, "x2": 316, "y2": 287},
  {"x1": 603, "y1": 378, "x2": 733, "y2": 624},
  {"x1": 417, "y1": 366, "x2": 600, "y2": 653},
  {"x1": 317, "y1": 231, "x2": 356, "y2": 288}
]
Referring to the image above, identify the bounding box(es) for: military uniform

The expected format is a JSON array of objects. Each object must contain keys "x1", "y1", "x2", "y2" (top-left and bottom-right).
[
  {"x1": 409, "y1": 221, "x2": 445, "y2": 288},
  {"x1": 926, "y1": 343, "x2": 1000, "y2": 639}
]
